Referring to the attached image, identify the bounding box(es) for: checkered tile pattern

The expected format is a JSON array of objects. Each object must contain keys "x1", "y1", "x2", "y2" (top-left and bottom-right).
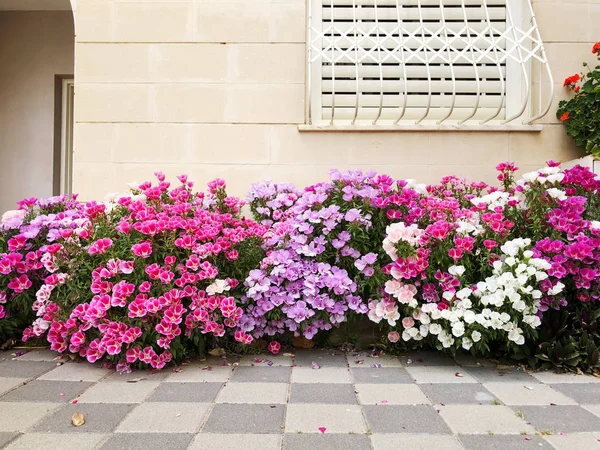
[{"x1": 1, "y1": 348, "x2": 600, "y2": 449}]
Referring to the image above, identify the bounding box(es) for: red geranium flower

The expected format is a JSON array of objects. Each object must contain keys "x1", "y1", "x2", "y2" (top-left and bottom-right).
[
  {"x1": 563, "y1": 73, "x2": 580, "y2": 87},
  {"x1": 593, "y1": 42, "x2": 600, "y2": 55},
  {"x1": 560, "y1": 112, "x2": 569, "y2": 121}
]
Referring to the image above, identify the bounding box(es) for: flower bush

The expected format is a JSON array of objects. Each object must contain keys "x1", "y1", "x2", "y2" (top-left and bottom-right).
[
  {"x1": 0, "y1": 195, "x2": 92, "y2": 342},
  {"x1": 242, "y1": 170, "x2": 431, "y2": 342},
  {"x1": 557, "y1": 41, "x2": 600, "y2": 157},
  {"x1": 15, "y1": 174, "x2": 266, "y2": 370},
  {"x1": 0, "y1": 161, "x2": 598, "y2": 373}
]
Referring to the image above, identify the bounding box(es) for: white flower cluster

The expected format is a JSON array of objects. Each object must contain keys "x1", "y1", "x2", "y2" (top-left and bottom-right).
[
  {"x1": 470, "y1": 191, "x2": 518, "y2": 212},
  {"x1": 400, "y1": 238, "x2": 560, "y2": 350}
]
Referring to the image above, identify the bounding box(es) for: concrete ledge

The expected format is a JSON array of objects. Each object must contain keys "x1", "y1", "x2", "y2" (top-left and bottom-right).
[{"x1": 298, "y1": 124, "x2": 544, "y2": 132}]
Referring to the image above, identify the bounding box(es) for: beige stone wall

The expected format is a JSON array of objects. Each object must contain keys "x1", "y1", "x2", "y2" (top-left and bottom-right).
[
  {"x1": 71, "y1": 0, "x2": 597, "y2": 200},
  {"x1": 0, "y1": 11, "x2": 74, "y2": 212}
]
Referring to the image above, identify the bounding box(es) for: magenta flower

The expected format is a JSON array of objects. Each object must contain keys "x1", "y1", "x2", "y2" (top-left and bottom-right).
[
  {"x1": 268, "y1": 341, "x2": 281, "y2": 355},
  {"x1": 131, "y1": 241, "x2": 152, "y2": 258}
]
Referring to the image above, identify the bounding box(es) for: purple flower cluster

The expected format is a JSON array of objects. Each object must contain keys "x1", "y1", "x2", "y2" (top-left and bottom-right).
[{"x1": 243, "y1": 169, "x2": 406, "y2": 340}]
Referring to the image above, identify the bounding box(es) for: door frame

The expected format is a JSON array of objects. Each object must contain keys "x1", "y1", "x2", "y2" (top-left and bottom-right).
[{"x1": 53, "y1": 75, "x2": 74, "y2": 196}]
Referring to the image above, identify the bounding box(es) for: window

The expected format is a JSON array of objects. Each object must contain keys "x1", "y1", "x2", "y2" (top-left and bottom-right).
[{"x1": 306, "y1": 0, "x2": 552, "y2": 128}]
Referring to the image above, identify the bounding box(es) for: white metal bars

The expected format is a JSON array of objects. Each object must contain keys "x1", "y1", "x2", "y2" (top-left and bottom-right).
[{"x1": 307, "y1": 0, "x2": 553, "y2": 126}]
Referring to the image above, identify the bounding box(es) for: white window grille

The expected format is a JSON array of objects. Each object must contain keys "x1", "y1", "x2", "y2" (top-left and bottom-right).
[{"x1": 306, "y1": 0, "x2": 553, "y2": 128}]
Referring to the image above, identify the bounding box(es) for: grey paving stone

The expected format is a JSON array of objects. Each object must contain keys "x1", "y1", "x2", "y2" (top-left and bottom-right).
[
  {"x1": 0, "y1": 380, "x2": 93, "y2": 403},
  {"x1": 458, "y1": 434, "x2": 554, "y2": 450},
  {"x1": 290, "y1": 383, "x2": 357, "y2": 404},
  {"x1": 33, "y1": 403, "x2": 135, "y2": 433},
  {"x1": 513, "y1": 405, "x2": 600, "y2": 433},
  {"x1": 117, "y1": 402, "x2": 209, "y2": 433},
  {"x1": 582, "y1": 404, "x2": 600, "y2": 418},
  {"x1": 14, "y1": 349, "x2": 60, "y2": 362},
  {"x1": 291, "y1": 367, "x2": 351, "y2": 384},
  {"x1": 100, "y1": 432, "x2": 194, "y2": 450},
  {"x1": 370, "y1": 434, "x2": 464, "y2": 450},
  {"x1": 400, "y1": 351, "x2": 458, "y2": 367},
  {"x1": 286, "y1": 404, "x2": 367, "y2": 433},
  {"x1": 453, "y1": 352, "x2": 495, "y2": 367},
  {"x1": 203, "y1": 404, "x2": 286, "y2": 434},
  {"x1": 0, "y1": 361, "x2": 56, "y2": 379},
  {"x1": 238, "y1": 354, "x2": 294, "y2": 367},
  {"x1": 294, "y1": 349, "x2": 348, "y2": 368},
  {"x1": 230, "y1": 366, "x2": 290, "y2": 383},
  {"x1": 467, "y1": 366, "x2": 540, "y2": 384},
  {"x1": 351, "y1": 367, "x2": 414, "y2": 384},
  {"x1": 347, "y1": 352, "x2": 402, "y2": 368},
  {"x1": 5, "y1": 432, "x2": 106, "y2": 450},
  {"x1": 216, "y1": 382, "x2": 288, "y2": 404},
  {"x1": 0, "y1": 402, "x2": 59, "y2": 432},
  {"x1": 406, "y1": 366, "x2": 478, "y2": 384},
  {"x1": 363, "y1": 405, "x2": 451, "y2": 434},
  {"x1": 283, "y1": 433, "x2": 370, "y2": 450},
  {"x1": 550, "y1": 383, "x2": 600, "y2": 404},
  {"x1": 191, "y1": 433, "x2": 281, "y2": 450},
  {"x1": 355, "y1": 384, "x2": 430, "y2": 405},
  {"x1": 146, "y1": 382, "x2": 222, "y2": 403},
  {"x1": 0, "y1": 432, "x2": 19, "y2": 448},
  {"x1": 420, "y1": 383, "x2": 498, "y2": 405}
]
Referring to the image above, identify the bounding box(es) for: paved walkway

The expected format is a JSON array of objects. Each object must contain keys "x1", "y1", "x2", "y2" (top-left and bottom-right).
[{"x1": 0, "y1": 348, "x2": 599, "y2": 450}]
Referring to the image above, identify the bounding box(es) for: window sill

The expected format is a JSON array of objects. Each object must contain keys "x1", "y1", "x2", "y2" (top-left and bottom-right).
[{"x1": 298, "y1": 124, "x2": 544, "y2": 132}]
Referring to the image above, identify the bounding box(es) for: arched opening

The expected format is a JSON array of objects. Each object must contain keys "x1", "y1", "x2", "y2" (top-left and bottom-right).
[{"x1": 0, "y1": 0, "x2": 74, "y2": 212}]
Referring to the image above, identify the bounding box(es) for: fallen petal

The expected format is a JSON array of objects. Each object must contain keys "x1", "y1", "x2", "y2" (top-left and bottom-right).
[
  {"x1": 455, "y1": 372, "x2": 464, "y2": 377},
  {"x1": 71, "y1": 412, "x2": 85, "y2": 427},
  {"x1": 318, "y1": 427, "x2": 326, "y2": 434},
  {"x1": 311, "y1": 362, "x2": 321, "y2": 370}
]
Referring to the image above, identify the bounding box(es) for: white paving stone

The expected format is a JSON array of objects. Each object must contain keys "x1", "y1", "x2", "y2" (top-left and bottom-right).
[
  {"x1": 483, "y1": 382, "x2": 578, "y2": 405},
  {"x1": 38, "y1": 363, "x2": 112, "y2": 382},
  {"x1": 165, "y1": 364, "x2": 234, "y2": 383},
  {"x1": 5, "y1": 433, "x2": 106, "y2": 450},
  {"x1": 0, "y1": 402, "x2": 59, "y2": 432},
  {"x1": 0, "y1": 377, "x2": 26, "y2": 396},
  {"x1": 544, "y1": 432, "x2": 600, "y2": 450},
  {"x1": 370, "y1": 434, "x2": 464, "y2": 450},
  {"x1": 14, "y1": 349, "x2": 60, "y2": 362},
  {"x1": 531, "y1": 371, "x2": 600, "y2": 384},
  {"x1": 116, "y1": 402, "x2": 210, "y2": 433},
  {"x1": 438, "y1": 405, "x2": 535, "y2": 435}
]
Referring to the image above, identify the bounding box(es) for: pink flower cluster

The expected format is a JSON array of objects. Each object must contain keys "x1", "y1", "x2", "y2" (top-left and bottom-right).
[{"x1": 18, "y1": 173, "x2": 266, "y2": 370}]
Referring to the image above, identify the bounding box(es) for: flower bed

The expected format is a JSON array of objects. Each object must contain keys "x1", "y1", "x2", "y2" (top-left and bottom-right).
[{"x1": 1, "y1": 162, "x2": 599, "y2": 372}]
